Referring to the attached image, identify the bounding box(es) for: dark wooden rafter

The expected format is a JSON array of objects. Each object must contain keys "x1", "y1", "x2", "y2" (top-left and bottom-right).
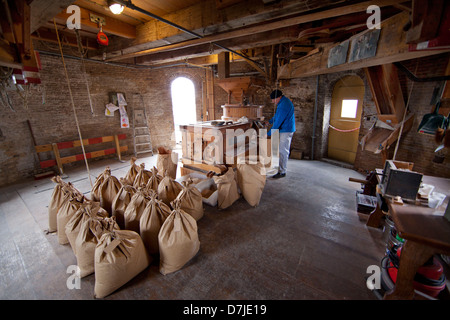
[
  {"x1": 277, "y1": 11, "x2": 450, "y2": 79},
  {"x1": 0, "y1": 0, "x2": 38, "y2": 69},
  {"x1": 406, "y1": 0, "x2": 445, "y2": 44},
  {"x1": 102, "y1": 0, "x2": 407, "y2": 63}
]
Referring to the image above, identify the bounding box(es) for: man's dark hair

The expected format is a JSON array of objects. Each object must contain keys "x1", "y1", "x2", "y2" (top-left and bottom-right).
[{"x1": 270, "y1": 90, "x2": 283, "y2": 99}]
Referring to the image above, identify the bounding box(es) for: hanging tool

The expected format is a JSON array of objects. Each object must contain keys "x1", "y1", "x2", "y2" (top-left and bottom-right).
[
  {"x1": 75, "y1": 29, "x2": 95, "y2": 116},
  {"x1": 96, "y1": 22, "x2": 109, "y2": 46}
]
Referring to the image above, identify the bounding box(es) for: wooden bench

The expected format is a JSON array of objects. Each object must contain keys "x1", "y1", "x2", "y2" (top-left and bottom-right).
[{"x1": 35, "y1": 134, "x2": 128, "y2": 174}]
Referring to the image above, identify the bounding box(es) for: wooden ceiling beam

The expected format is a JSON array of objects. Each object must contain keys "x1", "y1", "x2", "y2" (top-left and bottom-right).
[
  {"x1": 53, "y1": 5, "x2": 136, "y2": 39},
  {"x1": 30, "y1": 0, "x2": 76, "y2": 33},
  {"x1": 134, "y1": 0, "x2": 345, "y2": 45},
  {"x1": 406, "y1": 0, "x2": 445, "y2": 44},
  {"x1": 105, "y1": 0, "x2": 406, "y2": 62},
  {"x1": 133, "y1": 26, "x2": 299, "y2": 66},
  {"x1": 277, "y1": 11, "x2": 450, "y2": 79},
  {"x1": 32, "y1": 28, "x2": 99, "y2": 51}
]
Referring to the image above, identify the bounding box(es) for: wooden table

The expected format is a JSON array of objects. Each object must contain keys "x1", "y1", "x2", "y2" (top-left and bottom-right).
[{"x1": 381, "y1": 174, "x2": 450, "y2": 299}]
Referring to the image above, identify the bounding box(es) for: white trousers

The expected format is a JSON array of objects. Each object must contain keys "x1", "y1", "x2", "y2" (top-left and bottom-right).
[{"x1": 278, "y1": 132, "x2": 294, "y2": 174}]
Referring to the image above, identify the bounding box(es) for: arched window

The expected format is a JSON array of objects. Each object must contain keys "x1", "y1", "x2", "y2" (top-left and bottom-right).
[{"x1": 171, "y1": 77, "x2": 197, "y2": 143}]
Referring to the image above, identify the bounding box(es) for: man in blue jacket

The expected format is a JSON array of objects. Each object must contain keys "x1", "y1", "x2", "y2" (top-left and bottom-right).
[{"x1": 267, "y1": 89, "x2": 296, "y2": 178}]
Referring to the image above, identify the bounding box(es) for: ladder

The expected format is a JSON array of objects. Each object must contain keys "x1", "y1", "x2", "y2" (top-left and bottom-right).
[{"x1": 132, "y1": 102, "x2": 154, "y2": 157}]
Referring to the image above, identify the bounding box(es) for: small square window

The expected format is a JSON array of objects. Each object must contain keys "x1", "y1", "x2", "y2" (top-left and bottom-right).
[{"x1": 341, "y1": 99, "x2": 358, "y2": 118}]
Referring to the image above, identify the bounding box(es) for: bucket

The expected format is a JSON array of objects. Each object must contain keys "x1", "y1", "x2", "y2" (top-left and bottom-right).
[
  {"x1": 384, "y1": 247, "x2": 447, "y2": 298},
  {"x1": 387, "y1": 259, "x2": 446, "y2": 298},
  {"x1": 384, "y1": 216, "x2": 403, "y2": 254},
  {"x1": 386, "y1": 234, "x2": 403, "y2": 254}
]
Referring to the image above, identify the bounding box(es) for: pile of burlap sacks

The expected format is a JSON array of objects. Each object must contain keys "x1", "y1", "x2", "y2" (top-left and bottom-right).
[{"x1": 47, "y1": 148, "x2": 266, "y2": 298}]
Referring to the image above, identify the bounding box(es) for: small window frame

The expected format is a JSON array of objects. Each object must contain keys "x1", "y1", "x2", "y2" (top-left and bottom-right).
[{"x1": 340, "y1": 99, "x2": 358, "y2": 119}]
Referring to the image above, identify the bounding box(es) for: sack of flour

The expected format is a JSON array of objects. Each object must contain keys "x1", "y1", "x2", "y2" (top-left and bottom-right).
[
  {"x1": 57, "y1": 193, "x2": 84, "y2": 245},
  {"x1": 65, "y1": 201, "x2": 108, "y2": 255},
  {"x1": 175, "y1": 180, "x2": 204, "y2": 221},
  {"x1": 133, "y1": 163, "x2": 151, "y2": 189},
  {"x1": 236, "y1": 163, "x2": 266, "y2": 207},
  {"x1": 213, "y1": 168, "x2": 240, "y2": 209},
  {"x1": 156, "y1": 147, "x2": 178, "y2": 179},
  {"x1": 146, "y1": 166, "x2": 163, "y2": 192},
  {"x1": 124, "y1": 157, "x2": 139, "y2": 185},
  {"x1": 123, "y1": 188, "x2": 154, "y2": 233},
  {"x1": 111, "y1": 179, "x2": 136, "y2": 229},
  {"x1": 158, "y1": 201, "x2": 200, "y2": 275},
  {"x1": 91, "y1": 167, "x2": 110, "y2": 201},
  {"x1": 139, "y1": 192, "x2": 171, "y2": 255},
  {"x1": 94, "y1": 229, "x2": 151, "y2": 298},
  {"x1": 157, "y1": 175, "x2": 182, "y2": 206},
  {"x1": 75, "y1": 215, "x2": 119, "y2": 278},
  {"x1": 48, "y1": 176, "x2": 71, "y2": 232},
  {"x1": 99, "y1": 168, "x2": 122, "y2": 214}
]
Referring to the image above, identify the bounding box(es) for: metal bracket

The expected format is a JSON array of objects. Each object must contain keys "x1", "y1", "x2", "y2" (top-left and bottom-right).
[{"x1": 89, "y1": 13, "x2": 106, "y2": 26}]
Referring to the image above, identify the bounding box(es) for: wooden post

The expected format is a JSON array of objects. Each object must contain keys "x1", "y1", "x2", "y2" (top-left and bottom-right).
[
  {"x1": 114, "y1": 134, "x2": 122, "y2": 161},
  {"x1": 206, "y1": 68, "x2": 215, "y2": 120},
  {"x1": 384, "y1": 241, "x2": 436, "y2": 300},
  {"x1": 52, "y1": 143, "x2": 64, "y2": 175},
  {"x1": 218, "y1": 52, "x2": 230, "y2": 79}
]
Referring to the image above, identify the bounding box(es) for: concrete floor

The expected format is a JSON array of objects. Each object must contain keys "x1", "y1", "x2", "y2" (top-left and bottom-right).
[{"x1": 0, "y1": 154, "x2": 388, "y2": 300}]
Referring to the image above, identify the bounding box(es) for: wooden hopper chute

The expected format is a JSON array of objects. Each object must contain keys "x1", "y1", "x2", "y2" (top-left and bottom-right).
[
  {"x1": 361, "y1": 63, "x2": 415, "y2": 161},
  {"x1": 361, "y1": 114, "x2": 415, "y2": 155},
  {"x1": 216, "y1": 76, "x2": 265, "y2": 105}
]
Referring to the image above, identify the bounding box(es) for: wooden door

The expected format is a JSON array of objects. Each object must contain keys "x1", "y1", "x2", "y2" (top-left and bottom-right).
[{"x1": 327, "y1": 75, "x2": 365, "y2": 164}]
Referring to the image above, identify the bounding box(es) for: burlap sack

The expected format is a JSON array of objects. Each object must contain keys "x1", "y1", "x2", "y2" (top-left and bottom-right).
[
  {"x1": 57, "y1": 194, "x2": 84, "y2": 245},
  {"x1": 94, "y1": 229, "x2": 151, "y2": 298},
  {"x1": 124, "y1": 157, "x2": 139, "y2": 185},
  {"x1": 91, "y1": 167, "x2": 110, "y2": 201},
  {"x1": 156, "y1": 147, "x2": 178, "y2": 179},
  {"x1": 175, "y1": 180, "x2": 204, "y2": 221},
  {"x1": 157, "y1": 175, "x2": 182, "y2": 206},
  {"x1": 146, "y1": 166, "x2": 163, "y2": 192},
  {"x1": 133, "y1": 163, "x2": 151, "y2": 189},
  {"x1": 158, "y1": 201, "x2": 200, "y2": 275},
  {"x1": 111, "y1": 179, "x2": 136, "y2": 229},
  {"x1": 236, "y1": 163, "x2": 266, "y2": 207},
  {"x1": 139, "y1": 192, "x2": 171, "y2": 255},
  {"x1": 99, "y1": 169, "x2": 122, "y2": 214},
  {"x1": 65, "y1": 201, "x2": 108, "y2": 255},
  {"x1": 213, "y1": 168, "x2": 240, "y2": 209},
  {"x1": 48, "y1": 176, "x2": 71, "y2": 232},
  {"x1": 123, "y1": 188, "x2": 154, "y2": 233},
  {"x1": 75, "y1": 216, "x2": 119, "y2": 278}
]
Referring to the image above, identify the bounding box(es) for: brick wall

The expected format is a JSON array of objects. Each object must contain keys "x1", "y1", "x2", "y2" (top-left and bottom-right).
[
  {"x1": 0, "y1": 51, "x2": 208, "y2": 186},
  {"x1": 1, "y1": 48, "x2": 449, "y2": 187},
  {"x1": 279, "y1": 53, "x2": 450, "y2": 178}
]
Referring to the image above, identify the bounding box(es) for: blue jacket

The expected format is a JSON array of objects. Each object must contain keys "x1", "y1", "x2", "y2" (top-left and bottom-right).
[{"x1": 268, "y1": 96, "x2": 296, "y2": 136}]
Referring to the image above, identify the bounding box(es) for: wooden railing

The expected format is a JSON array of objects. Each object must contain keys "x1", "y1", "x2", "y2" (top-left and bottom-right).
[{"x1": 35, "y1": 134, "x2": 128, "y2": 174}]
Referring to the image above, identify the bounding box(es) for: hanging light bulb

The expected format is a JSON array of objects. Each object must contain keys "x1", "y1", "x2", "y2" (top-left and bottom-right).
[{"x1": 109, "y1": 2, "x2": 124, "y2": 15}]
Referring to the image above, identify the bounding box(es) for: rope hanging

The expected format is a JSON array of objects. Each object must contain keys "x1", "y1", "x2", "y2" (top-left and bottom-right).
[
  {"x1": 392, "y1": 61, "x2": 418, "y2": 160},
  {"x1": 329, "y1": 124, "x2": 360, "y2": 132},
  {"x1": 75, "y1": 29, "x2": 95, "y2": 116},
  {"x1": 53, "y1": 19, "x2": 93, "y2": 188}
]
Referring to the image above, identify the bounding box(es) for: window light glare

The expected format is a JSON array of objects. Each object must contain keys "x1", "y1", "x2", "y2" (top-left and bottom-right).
[
  {"x1": 341, "y1": 99, "x2": 358, "y2": 118},
  {"x1": 109, "y1": 3, "x2": 124, "y2": 14}
]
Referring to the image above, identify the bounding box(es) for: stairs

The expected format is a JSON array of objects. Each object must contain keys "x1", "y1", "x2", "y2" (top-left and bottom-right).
[{"x1": 132, "y1": 96, "x2": 153, "y2": 157}]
